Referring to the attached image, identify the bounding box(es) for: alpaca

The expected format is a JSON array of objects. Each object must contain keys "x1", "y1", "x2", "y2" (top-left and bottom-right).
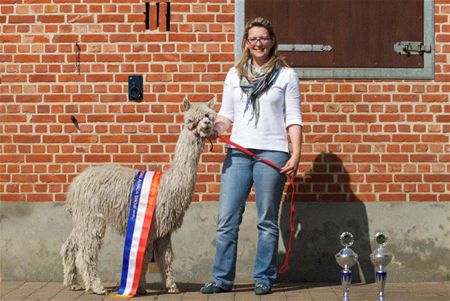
[{"x1": 61, "y1": 98, "x2": 216, "y2": 295}]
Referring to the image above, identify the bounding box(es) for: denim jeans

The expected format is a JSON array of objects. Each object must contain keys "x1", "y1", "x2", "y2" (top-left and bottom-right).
[{"x1": 212, "y1": 148, "x2": 289, "y2": 289}]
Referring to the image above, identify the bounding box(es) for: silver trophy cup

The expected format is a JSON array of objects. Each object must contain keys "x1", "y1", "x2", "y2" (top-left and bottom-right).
[
  {"x1": 370, "y1": 232, "x2": 393, "y2": 301},
  {"x1": 335, "y1": 232, "x2": 359, "y2": 301}
]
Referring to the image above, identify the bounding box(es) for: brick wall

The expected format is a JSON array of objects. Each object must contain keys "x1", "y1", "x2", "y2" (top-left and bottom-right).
[{"x1": 1, "y1": 0, "x2": 449, "y2": 203}]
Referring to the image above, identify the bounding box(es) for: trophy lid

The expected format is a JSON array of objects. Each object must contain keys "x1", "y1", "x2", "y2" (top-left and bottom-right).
[{"x1": 339, "y1": 232, "x2": 354, "y2": 247}]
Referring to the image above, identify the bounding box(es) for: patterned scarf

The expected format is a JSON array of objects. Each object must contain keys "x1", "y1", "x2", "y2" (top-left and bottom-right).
[{"x1": 240, "y1": 59, "x2": 281, "y2": 126}]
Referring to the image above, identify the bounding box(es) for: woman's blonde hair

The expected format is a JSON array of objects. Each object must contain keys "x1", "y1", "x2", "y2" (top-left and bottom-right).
[{"x1": 236, "y1": 17, "x2": 288, "y2": 77}]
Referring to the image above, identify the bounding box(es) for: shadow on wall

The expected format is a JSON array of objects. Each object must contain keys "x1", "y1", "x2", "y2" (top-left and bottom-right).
[{"x1": 278, "y1": 152, "x2": 374, "y2": 283}]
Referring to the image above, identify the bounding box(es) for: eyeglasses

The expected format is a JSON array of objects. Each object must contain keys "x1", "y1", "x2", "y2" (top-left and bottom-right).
[{"x1": 246, "y1": 36, "x2": 272, "y2": 45}]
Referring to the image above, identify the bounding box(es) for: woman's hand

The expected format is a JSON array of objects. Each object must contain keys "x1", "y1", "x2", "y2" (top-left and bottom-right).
[
  {"x1": 280, "y1": 154, "x2": 300, "y2": 176},
  {"x1": 209, "y1": 116, "x2": 232, "y2": 140},
  {"x1": 282, "y1": 124, "x2": 303, "y2": 176},
  {"x1": 208, "y1": 129, "x2": 219, "y2": 140}
]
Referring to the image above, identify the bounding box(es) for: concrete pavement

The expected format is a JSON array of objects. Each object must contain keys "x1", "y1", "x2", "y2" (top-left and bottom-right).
[{"x1": 1, "y1": 281, "x2": 449, "y2": 301}]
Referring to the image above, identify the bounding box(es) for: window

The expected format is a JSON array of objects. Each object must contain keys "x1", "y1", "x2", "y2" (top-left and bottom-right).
[{"x1": 235, "y1": 0, "x2": 434, "y2": 79}]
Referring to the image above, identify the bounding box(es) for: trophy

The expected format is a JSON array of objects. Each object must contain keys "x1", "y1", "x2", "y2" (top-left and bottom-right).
[
  {"x1": 335, "y1": 232, "x2": 359, "y2": 301},
  {"x1": 370, "y1": 232, "x2": 393, "y2": 301}
]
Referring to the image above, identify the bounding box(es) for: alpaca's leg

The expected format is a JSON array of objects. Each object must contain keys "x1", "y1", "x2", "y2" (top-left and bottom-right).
[
  {"x1": 154, "y1": 239, "x2": 168, "y2": 290},
  {"x1": 136, "y1": 244, "x2": 153, "y2": 295},
  {"x1": 155, "y1": 236, "x2": 179, "y2": 293},
  {"x1": 61, "y1": 229, "x2": 82, "y2": 291},
  {"x1": 75, "y1": 215, "x2": 107, "y2": 295}
]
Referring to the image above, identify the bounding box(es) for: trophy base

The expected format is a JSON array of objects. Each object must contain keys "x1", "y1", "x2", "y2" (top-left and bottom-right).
[{"x1": 342, "y1": 292, "x2": 350, "y2": 301}]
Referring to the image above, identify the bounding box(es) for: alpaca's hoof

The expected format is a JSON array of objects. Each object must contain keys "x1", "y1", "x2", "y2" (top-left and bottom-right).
[
  {"x1": 90, "y1": 286, "x2": 108, "y2": 295},
  {"x1": 92, "y1": 289, "x2": 108, "y2": 295},
  {"x1": 167, "y1": 287, "x2": 179, "y2": 294},
  {"x1": 137, "y1": 287, "x2": 147, "y2": 295},
  {"x1": 69, "y1": 284, "x2": 83, "y2": 291}
]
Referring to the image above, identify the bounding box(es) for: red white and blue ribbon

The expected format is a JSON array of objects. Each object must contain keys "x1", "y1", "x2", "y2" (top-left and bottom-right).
[{"x1": 116, "y1": 169, "x2": 161, "y2": 298}]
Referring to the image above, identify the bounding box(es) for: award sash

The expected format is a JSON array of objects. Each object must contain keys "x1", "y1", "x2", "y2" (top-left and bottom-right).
[{"x1": 116, "y1": 169, "x2": 161, "y2": 297}]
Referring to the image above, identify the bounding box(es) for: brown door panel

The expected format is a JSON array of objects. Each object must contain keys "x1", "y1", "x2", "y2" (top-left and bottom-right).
[{"x1": 245, "y1": 0, "x2": 424, "y2": 68}]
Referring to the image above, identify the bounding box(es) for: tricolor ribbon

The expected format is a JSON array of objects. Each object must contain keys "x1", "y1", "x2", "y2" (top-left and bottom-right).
[{"x1": 115, "y1": 169, "x2": 161, "y2": 298}]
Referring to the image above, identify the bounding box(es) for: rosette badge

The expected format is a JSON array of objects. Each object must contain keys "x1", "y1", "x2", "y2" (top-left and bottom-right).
[
  {"x1": 335, "y1": 232, "x2": 358, "y2": 301},
  {"x1": 341, "y1": 232, "x2": 355, "y2": 247}
]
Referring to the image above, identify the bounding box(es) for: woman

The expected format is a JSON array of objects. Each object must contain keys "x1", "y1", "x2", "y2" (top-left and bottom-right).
[{"x1": 201, "y1": 17, "x2": 303, "y2": 295}]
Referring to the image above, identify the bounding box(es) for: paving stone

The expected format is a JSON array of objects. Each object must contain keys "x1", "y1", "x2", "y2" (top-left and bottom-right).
[
  {"x1": 154, "y1": 292, "x2": 183, "y2": 301},
  {"x1": 261, "y1": 290, "x2": 286, "y2": 301},
  {"x1": 286, "y1": 295, "x2": 313, "y2": 301},
  {"x1": 76, "y1": 292, "x2": 110, "y2": 301},
  {"x1": 50, "y1": 288, "x2": 85, "y2": 301},
  {"x1": 1, "y1": 281, "x2": 25, "y2": 297},
  {"x1": 207, "y1": 292, "x2": 235, "y2": 301},
  {"x1": 2, "y1": 282, "x2": 47, "y2": 300},
  {"x1": 179, "y1": 291, "x2": 208, "y2": 301},
  {"x1": 24, "y1": 282, "x2": 66, "y2": 300},
  {"x1": 234, "y1": 290, "x2": 260, "y2": 301}
]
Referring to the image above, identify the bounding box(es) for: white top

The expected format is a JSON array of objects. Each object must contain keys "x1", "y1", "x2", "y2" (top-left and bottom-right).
[{"x1": 218, "y1": 66, "x2": 302, "y2": 153}]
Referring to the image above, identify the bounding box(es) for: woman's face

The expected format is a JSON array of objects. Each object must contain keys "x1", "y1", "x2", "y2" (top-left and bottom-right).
[{"x1": 245, "y1": 26, "x2": 273, "y2": 66}]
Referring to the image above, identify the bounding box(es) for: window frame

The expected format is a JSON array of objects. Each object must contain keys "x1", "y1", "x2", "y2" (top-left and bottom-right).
[{"x1": 234, "y1": 0, "x2": 435, "y2": 79}]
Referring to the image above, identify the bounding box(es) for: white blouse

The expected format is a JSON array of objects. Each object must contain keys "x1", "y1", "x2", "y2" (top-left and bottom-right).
[{"x1": 218, "y1": 66, "x2": 302, "y2": 153}]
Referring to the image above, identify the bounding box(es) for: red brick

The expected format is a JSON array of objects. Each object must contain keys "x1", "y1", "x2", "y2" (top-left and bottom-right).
[
  {"x1": 394, "y1": 175, "x2": 422, "y2": 182},
  {"x1": 98, "y1": 14, "x2": 124, "y2": 23},
  {"x1": 52, "y1": 34, "x2": 79, "y2": 42},
  {"x1": 71, "y1": 135, "x2": 98, "y2": 143},
  {"x1": 125, "y1": 54, "x2": 151, "y2": 62},
  {"x1": 1, "y1": 194, "x2": 26, "y2": 201},
  {"x1": 113, "y1": 154, "x2": 141, "y2": 162},
  {"x1": 68, "y1": 14, "x2": 95, "y2": 23},
  {"x1": 110, "y1": 34, "x2": 137, "y2": 42},
  {"x1": 411, "y1": 155, "x2": 438, "y2": 162},
  {"x1": 9, "y1": 15, "x2": 35, "y2": 23},
  {"x1": 382, "y1": 155, "x2": 408, "y2": 162},
  {"x1": 82, "y1": 34, "x2": 109, "y2": 42},
  {"x1": 38, "y1": 15, "x2": 64, "y2": 23},
  {"x1": 85, "y1": 155, "x2": 111, "y2": 162},
  {"x1": 0, "y1": 114, "x2": 27, "y2": 123},
  {"x1": 422, "y1": 135, "x2": 449, "y2": 142},
  {"x1": 13, "y1": 135, "x2": 40, "y2": 143},
  {"x1": 410, "y1": 194, "x2": 437, "y2": 202},
  {"x1": 86, "y1": 74, "x2": 114, "y2": 82},
  {"x1": 366, "y1": 175, "x2": 392, "y2": 182},
  {"x1": 12, "y1": 175, "x2": 38, "y2": 183},
  {"x1": 380, "y1": 194, "x2": 406, "y2": 201},
  {"x1": 424, "y1": 174, "x2": 450, "y2": 182},
  {"x1": 101, "y1": 135, "x2": 128, "y2": 143}
]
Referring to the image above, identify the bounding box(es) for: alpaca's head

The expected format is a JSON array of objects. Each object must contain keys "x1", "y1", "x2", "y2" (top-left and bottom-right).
[{"x1": 183, "y1": 97, "x2": 217, "y2": 138}]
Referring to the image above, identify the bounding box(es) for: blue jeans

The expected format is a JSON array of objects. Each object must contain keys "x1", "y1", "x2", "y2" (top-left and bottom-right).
[{"x1": 212, "y1": 148, "x2": 289, "y2": 289}]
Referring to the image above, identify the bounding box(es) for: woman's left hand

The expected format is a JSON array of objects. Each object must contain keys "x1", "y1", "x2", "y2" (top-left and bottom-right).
[{"x1": 280, "y1": 155, "x2": 300, "y2": 176}]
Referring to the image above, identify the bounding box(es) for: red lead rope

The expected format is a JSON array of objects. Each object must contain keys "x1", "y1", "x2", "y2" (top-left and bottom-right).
[{"x1": 217, "y1": 135, "x2": 296, "y2": 274}]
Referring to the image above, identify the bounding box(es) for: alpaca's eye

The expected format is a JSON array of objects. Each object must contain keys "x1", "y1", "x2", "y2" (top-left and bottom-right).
[{"x1": 205, "y1": 114, "x2": 210, "y2": 118}]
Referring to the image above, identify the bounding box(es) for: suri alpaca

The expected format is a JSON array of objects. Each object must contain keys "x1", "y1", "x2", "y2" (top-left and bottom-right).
[{"x1": 61, "y1": 98, "x2": 216, "y2": 295}]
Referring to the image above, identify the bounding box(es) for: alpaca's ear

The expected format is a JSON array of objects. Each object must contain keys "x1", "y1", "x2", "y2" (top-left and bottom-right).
[
  {"x1": 183, "y1": 97, "x2": 191, "y2": 110},
  {"x1": 207, "y1": 96, "x2": 216, "y2": 109}
]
